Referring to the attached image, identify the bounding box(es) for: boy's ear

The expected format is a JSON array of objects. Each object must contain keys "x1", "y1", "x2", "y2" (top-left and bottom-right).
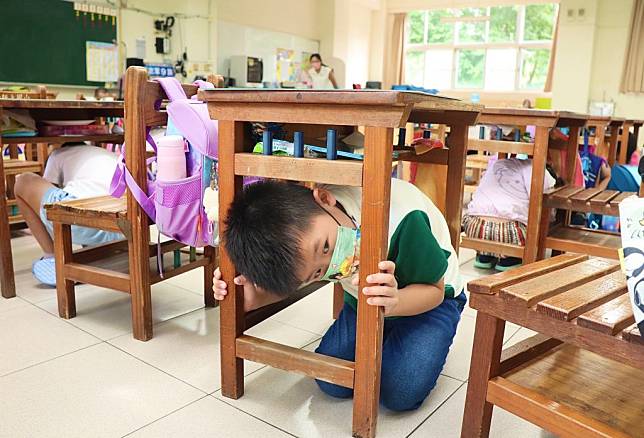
[{"x1": 312, "y1": 187, "x2": 337, "y2": 208}]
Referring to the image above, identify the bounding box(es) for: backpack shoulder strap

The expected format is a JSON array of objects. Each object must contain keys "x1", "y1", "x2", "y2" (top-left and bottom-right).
[{"x1": 156, "y1": 77, "x2": 188, "y2": 102}]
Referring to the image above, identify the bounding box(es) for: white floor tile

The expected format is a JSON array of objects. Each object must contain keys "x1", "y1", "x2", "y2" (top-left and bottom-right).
[
  {"x1": 0, "y1": 295, "x2": 29, "y2": 314},
  {"x1": 272, "y1": 284, "x2": 335, "y2": 336},
  {"x1": 0, "y1": 343, "x2": 203, "y2": 438},
  {"x1": 409, "y1": 383, "x2": 554, "y2": 438},
  {"x1": 0, "y1": 304, "x2": 99, "y2": 376},
  {"x1": 214, "y1": 362, "x2": 462, "y2": 438},
  {"x1": 458, "y1": 247, "x2": 476, "y2": 265},
  {"x1": 34, "y1": 282, "x2": 204, "y2": 340},
  {"x1": 504, "y1": 327, "x2": 540, "y2": 347},
  {"x1": 164, "y1": 267, "x2": 205, "y2": 293},
  {"x1": 109, "y1": 307, "x2": 320, "y2": 393},
  {"x1": 128, "y1": 395, "x2": 291, "y2": 438},
  {"x1": 441, "y1": 315, "x2": 521, "y2": 382},
  {"x1": 460, "y1": 258, "x2": 497, "y2": 278}
]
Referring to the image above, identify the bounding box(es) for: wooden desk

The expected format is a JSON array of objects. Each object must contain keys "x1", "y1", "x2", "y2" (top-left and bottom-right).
[
  {"x1": 200, "y1": 88, "x2": 481, "y2": 438},
  {"x1": 0, "y1": 99, "x2": 124, "y2": 299},
  {"x1": 462, "y1": 108, "x2": 587, "y2": 264},
  {"x1": 462, "y1": 254, "x2": 643, "y2": 438},
  {"x1": 617, "y1": 119, "x2": 643, "y2": 164}
]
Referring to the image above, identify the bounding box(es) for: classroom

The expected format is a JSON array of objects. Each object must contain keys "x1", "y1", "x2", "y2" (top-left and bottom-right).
[{"x1": 1, "y1": 0, "x2": 643, "y2": 437}]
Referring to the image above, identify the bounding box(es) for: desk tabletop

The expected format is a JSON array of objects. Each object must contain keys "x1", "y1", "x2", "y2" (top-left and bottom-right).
[
  {"x1": 198, "y1": 89, "x2": 483, "y2": 113},
  {"x1": 0, "y1": 99, "x2": 123, "y2": 110},
  {"x1": 481, "y1": 107, "x2": 587, "y2": 119}
]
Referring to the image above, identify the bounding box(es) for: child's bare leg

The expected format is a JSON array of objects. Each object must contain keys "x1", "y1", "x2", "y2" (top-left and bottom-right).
[{"x1": 14, "y1": 173, "x2": 56, "y2": 255}]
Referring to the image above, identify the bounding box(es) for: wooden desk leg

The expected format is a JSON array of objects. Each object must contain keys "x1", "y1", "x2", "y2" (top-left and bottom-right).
[
  {"x1": 53, "y1": 223, "x2": 76, "y2": 317},
  {"x1": 0, "y1": 150, "x2": 16, "y2": 299},
  {"x1": 618, "y1": 123, "x2": 633, "y2": 164},
  {"x1": 565, "y1": 126, "x2": 580, "y2": 184},
  {"x1": 446, "y1": 124, "x2": 468, "y2": 253},
  {"x1": 461, "y1": 312, "x2": 506, "y2": 438},
  {"x1": 352, "y1": 126, "x2": 391, "y2": 438},
  {"x1": 333, "y1": 283, "x2": 344, "y2": 319},
  {"x1": 203, "y1": 246, "x2": 217, "y2": 308},
  {"x1": 607, "y1": 127, "x2": 620, "y2": 167},
  {"x1": 523, "y1": 126, "x2": 549, "y2": 264},
  {"x1": 218, "y1": 120, "x2": 245, "y2": 399}
]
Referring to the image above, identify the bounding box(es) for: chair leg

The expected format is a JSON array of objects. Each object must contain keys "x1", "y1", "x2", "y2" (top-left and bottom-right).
[
  {"x1": 461, "y1": 312, "x2": 506, "y2": 438},
  {"x1": 203, "y1": 245, "x2": 217, "y2": 308},
  {"x1": 54, "y1": 223, "x2": 76, "y2": 318},
  {"x1": 129, "y1": 224, "x2": 152, "y2": 341},
  {"x1": 332, "y1": 283, "x2": 344, "y2": 319}
]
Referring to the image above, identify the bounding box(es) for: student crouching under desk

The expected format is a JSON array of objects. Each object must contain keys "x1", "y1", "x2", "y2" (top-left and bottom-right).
[
  {"x1": 14, "y1": 144, "x2": 123, "y2": 286},
  {"x1": 213, "y1": 178, "x2": 466, "y2": 411},
  {"x1": 463, "y1": 156, "x2": 561, "y2": 271}
]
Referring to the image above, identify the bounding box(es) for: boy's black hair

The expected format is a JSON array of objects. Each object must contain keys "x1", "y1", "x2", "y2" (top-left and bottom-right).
[{"x1": 223, "y1": 180, "x2": 324, "y2": 296}]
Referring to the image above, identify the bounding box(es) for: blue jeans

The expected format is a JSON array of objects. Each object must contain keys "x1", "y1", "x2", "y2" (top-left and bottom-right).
[{"x1": 315, "y1": 292, "x2": 466, "y2": 412}]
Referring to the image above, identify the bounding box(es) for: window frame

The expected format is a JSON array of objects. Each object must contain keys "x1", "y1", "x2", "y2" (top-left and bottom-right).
[{"x1": 404, "y1": 4, "x2": 557, "y2": 92}]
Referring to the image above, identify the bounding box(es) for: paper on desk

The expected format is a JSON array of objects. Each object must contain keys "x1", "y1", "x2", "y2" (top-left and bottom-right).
[{"x1": 618, "y1": 195, "x2": 644, "y2": 334}]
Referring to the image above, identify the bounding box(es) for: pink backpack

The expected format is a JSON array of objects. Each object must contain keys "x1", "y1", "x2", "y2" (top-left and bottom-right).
[{"x1": 110, "y1": 77, "x2": 220, "y2": 248}]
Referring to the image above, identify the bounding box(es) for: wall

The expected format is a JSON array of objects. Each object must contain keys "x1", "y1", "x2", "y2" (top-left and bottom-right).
[
  {"x1": 550, "y1": 0, "x2": 598, "y2": 111},
  {"x1": 588, "y1": 0, "x2": 643, "y2": 117}
]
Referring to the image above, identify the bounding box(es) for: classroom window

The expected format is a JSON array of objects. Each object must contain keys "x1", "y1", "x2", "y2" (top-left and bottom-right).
[{"x1": 404, "y1": 3, "x2": 558, "y2": 91}]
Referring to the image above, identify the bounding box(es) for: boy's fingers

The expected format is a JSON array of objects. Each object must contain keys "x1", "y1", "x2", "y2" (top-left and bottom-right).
[
  {"x1": 362, "y1": 286, "x2": 395, "y2": 297},
  {"x1": 365, "y1": 273, "x2": 396, "y2": 287},
  {"x1": 366, "y1": 296, "x2": 396, "y2": 307},
  {"x1": 378, "y1": 260, "x2": 395, "y2": 273}
]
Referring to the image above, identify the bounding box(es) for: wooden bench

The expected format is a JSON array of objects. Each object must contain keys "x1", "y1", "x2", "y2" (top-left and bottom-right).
[
  {"x1": 462, "y1": 254, "x2": 644, "y2": 438},
  {"x1": 200, "y1": 87, "x2": 481, "y2": 438},
  {"x1": 45, "y1": 67, "x2": 216, "y2": 341},
  {"x1": 537, "y1": 186, "x2": 636, "y2": 259}
]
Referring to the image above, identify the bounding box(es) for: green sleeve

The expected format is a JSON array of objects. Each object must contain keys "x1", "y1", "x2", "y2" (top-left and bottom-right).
[{"x1": 387, "y1": 210, "x2": 450, "y2": 289}]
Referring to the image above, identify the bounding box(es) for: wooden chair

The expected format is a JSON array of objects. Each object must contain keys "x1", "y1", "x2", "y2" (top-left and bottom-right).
[
  {"x1": 45, "y1": 67, "x2": 217, "y2": 341},
  {"x1": 1, "y1": 87, "x2": 56, "y2": 225},
  {"x1": 617, "y1": 119, "x2": 643, "y2": 164},
  {"x1": 537, "y1": 129, "x2": 644, "y2": 261},
  {"x1": 462, "y1": 254, "x2": 643, "y2": 438}
]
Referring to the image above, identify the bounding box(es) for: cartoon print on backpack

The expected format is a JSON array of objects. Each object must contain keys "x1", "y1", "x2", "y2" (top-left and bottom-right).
[{"x1": 622, "y1": 246, "x2": 644, "y2": 313}]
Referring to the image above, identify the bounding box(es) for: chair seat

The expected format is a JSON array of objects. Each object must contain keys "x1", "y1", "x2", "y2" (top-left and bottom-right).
[
  {"x1": 3, "y1": 158, "x2": 42, "y2": 175},
  {"x1": 45, "y1": 195, "x2": 126, "y2": 233},
  {"x1": 544, "y1": 185, "x2": 635, "y2": 216}
]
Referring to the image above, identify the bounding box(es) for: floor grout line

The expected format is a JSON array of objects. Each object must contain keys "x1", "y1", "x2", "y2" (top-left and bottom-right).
[
  {"x1": 0, "y1": 341, "x2": 104, "y2": 378},
  {"x1": 119, "y1": 395, "x2": 211, "y2": 438},
  {"x1": 405, "y1": 380, "x2": 467, "y2": 438},
  {"x1": 207, "y1": 394, "x2": 299, "y2": 438}
]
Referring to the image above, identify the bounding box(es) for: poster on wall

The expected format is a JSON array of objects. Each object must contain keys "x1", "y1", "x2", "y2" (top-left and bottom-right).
[
  {"x1": 298, "y1": 51, "x2": 312, "y2": 83},
  {"x1": 276, "y1": 48, "x2": 295, "y2": 82},
  {"x1": 86, "y1": 41, "x2": 118, "y2": 82}
]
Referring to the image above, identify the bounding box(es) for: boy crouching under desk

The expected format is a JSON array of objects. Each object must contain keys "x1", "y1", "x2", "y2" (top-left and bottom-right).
[{"x1": 213, "y1": 178, "x2": 465, "y2": 411}]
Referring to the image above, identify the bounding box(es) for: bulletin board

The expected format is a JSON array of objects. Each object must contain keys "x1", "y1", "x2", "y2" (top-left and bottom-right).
[{"x1": 0, "y1": 0, "x2": 118, "y2": 86}]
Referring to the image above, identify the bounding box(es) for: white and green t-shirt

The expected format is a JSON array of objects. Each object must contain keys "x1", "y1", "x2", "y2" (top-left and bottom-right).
[{"x1": 327, "y1": 178, "x2": 463, "y2": 311}]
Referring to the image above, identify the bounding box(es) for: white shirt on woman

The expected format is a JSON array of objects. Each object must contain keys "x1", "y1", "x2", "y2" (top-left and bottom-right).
[{"x1": 308, "y1": 66, "x2": 334, "y2": 89}]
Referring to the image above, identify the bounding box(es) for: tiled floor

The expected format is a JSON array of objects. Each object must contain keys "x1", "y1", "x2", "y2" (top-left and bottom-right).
[{"x1": 1, "y1": 232, "x2": 551, "y2": 437}]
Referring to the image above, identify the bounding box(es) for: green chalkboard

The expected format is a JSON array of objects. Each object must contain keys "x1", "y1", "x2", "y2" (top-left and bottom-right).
[{"x1": 0, "y1": 0, "x2": 118, "y2": 86}]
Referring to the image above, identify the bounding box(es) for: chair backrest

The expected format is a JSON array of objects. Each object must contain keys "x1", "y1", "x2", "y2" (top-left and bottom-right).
[
  {"x1": 0, "y1": 85, "x2": 56, "y2": 99},
  {"x1": 122, "y1": 67, "x2": 198, "y2": 228}
]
